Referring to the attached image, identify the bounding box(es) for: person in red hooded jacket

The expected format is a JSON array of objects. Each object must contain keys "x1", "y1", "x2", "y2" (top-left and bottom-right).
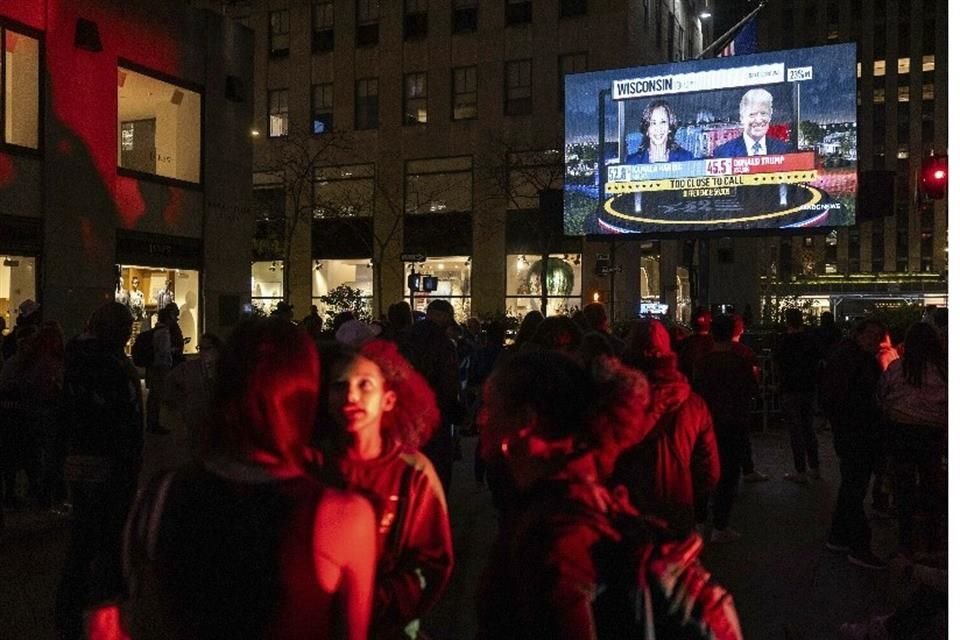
[{"x1": 616, "y1": 318, "x2": 721, "y2": 534}]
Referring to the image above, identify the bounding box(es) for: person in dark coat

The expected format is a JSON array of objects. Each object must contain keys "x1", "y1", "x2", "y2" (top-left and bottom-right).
[
  {"x1": 55, "y1": 302, "x2": 142, "y2": 640},
  {"x1": 617, "y1": 318, "x2": 720, "y2": 534},
  {"x1": 773, "y1": 308, "x2": 822, "y2": 483},
  {"x1": 693, "y1": 314, "x2": 758, "y2": 543},
  {"x1": 475, "y1": 350, "x2": 742, "y2": 640},
  {"x1": 400, "y1": 299, "x2": 463, "y2": 491},
  {"x1": 820, "y1": 318, "x2": 888, "y2": 570}
]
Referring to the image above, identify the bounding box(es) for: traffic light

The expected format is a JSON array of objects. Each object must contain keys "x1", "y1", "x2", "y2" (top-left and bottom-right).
[{"x1": 920, "y1": 154, "x2": 948, "y2": 200}]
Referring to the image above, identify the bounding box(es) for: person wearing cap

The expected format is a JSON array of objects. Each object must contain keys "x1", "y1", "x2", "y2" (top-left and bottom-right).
[
  {"x1": 400, "y1": 299, "x2": 464, "y2": 491},
  {"x1": 335, "y1": 319, "x2": 382, "y2": 347},
  {"x1": 677, "y1": 308, "x2": 714, "y2": 381},
  {"x1": 2, "y1": 298, "x2": 42, "y2": 361}
]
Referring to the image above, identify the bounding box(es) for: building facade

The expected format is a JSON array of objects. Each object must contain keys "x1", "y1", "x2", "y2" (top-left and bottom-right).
[
  {"x1": 225, "y1": 0, "x2": 947, "y2": 326},
  {"x1": 220, "y1": 0, "x2": 711, "y2": 323},
  {"x1": 742, "y1": 0, "x2": 948, "y2": 321},
  {"x1": 0, "y1": 0, "x2": 254, "y2": 343}
]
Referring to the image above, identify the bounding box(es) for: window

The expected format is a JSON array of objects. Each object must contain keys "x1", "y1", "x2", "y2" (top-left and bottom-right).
[
  {"x1": 403, "y1": 72, "x2": 428, "y2": 125},
  {"x1": 0, "y1": 256, "x2": 37, "y2": 324},
  {"x1": 920, "y1": 231, "x2": 934, "y2": 272},
  {"x1": 405, "y1": 0, "x2": 428, "y2": 40},
  {"x1": 873, "y1": 60, "x2": 886, "y2": 76},
  {"x1": 355, "y1": 78, "x2": 379, "y2": 130},
  {"x1": 314, "y1": 164, "x2": 375, "y2": 218},
  {"x1": 505, "y1": 0, "x2": 532, "y2": 25},
  {"x1": 253, "y1": 171, "x2": 285, "y2": 221},
  {"x1": 251, "y1": 260, "x2": 284, "y2": 314},
  {"x1": 313, "y1": 259, "x2": 373, "y2": 318},
  {"x1": 268, "y1": 89, "x2": 289, "y2": 137},
  {"x1": 409, "y1": 256, "x2": 472, "y2": 320},
  {"x1": 874, "y1": 22, "x2": 886, "y2": 58},
  {"x1": 504, "y1": 59, "x2": 532, "y2": 116},
  {"x1": 871, "y1": 223, "x2": 885, "y2": 273},
  {"x1": 2, "y1": 28, "x2": 40, "y2": 149},
  {"x1": 505, "y1": 254, "x2": 582, "y2": 318},
  {"x1": 667, "y1": 11, "x2": 675, "y2": 60},
  {"x1": 922, "y1": 55, "x2": 935, "y2": 72},
  {"x1": 312, "y1": 1, "x2": 335, "y2": 52},
  {"x1": 897, "y1": 57, "x2": 910, "y2": 74},
  {"x1": 452, "y1": 0, "x2": 478, "y2": 33},
  {"x1": 405, "y1": 156, "x2": 473, "y2": 215},
  {"x1": 118, "y1": 67, "x2": 202, "y2": 183},
  {"x1": 357, "y1": 0, "x2": 380, "y2": 46},
  {"x1": 269, "y1": 10, "x2": 290, "y2": 57},
  {"x1": 897, "y1": 86, "x2": 910, "y2": 102},
  {"x1": 507, "y1": 150, "x2": 563, "y2": 209},
  {"x1": 312, "y1": 83, "x2": 334, "y2": 134},
  {"x1": 873, "y1": 88, "x2": 885, "y2": 103},
  {"x1": 560, "y1": 0, "x2": 587, "y2": 18},
  {"x1": 558, "y1": 53, "x2": 587, "y2": 109},
  {"x1": 452, "y1": 66, "x2": 477, "y2": 120},
  {"x1": 848, "y1": 228, "x2": 861, "y2": 274}
]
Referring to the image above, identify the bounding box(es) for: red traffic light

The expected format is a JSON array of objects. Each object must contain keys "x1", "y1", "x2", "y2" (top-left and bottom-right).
[{"x1": 920, "y1": 155, "x2": 948, "y2": 200}]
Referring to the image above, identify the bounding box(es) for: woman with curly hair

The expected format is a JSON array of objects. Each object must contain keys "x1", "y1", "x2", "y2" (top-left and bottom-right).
[{"x1": 314, "y1": 339, "x2": 454, "y2": 639}]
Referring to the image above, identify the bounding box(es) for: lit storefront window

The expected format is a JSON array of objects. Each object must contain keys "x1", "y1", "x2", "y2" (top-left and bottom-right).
[
  {"x1": 504, "y1": 253, "x2": 581, "y2": 318},
  {"x1": 408, "y1": 256, "x2": 471, "y2": 320},
  {"x1": 0, "y1": 255, "x2": 36, "y2": 330},
  {"x1": 312, "y1": 259, "x2": 373, "y2": 318},
  {"x1": 251, "y1": 260, "x2": 284, "y2": 314},
  {"x1": 116, "y1": 264, "x2": 200, "y2": 351},
  {"x1": 117, "y1": 67, "x2": 201, "y2": 183}
]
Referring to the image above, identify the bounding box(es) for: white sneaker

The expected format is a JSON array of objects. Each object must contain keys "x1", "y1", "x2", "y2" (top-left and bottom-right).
[
  {"x1": 784, "y1": 471, "x2": 809, "y2": 484},
  {"x1": 710, "y1": 527, "x2": 742, "y2": 543}
]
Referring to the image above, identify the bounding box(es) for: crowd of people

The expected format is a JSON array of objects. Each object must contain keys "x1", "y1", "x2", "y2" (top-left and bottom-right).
[{"x1": 0, "y1": 295, "x2": 948, "y2": 638}]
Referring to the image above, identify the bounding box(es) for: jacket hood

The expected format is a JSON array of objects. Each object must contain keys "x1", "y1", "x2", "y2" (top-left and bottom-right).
[{"x1": 645, "y1": 354, "x2": 692, "y2": 417}]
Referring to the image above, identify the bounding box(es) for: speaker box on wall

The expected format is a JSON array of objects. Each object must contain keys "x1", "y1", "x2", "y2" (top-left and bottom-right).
[
  {"x1": 171, "y1": 89, "x2": 185, "y2": 105},
  {"x1": 75, "y1": 18, "x2": 102, "y2": 52}
]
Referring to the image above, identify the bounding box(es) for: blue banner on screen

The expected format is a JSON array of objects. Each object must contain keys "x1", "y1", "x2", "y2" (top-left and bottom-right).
[{"x1": 563, "y1": 43, "x2": 858, "y2": 236}]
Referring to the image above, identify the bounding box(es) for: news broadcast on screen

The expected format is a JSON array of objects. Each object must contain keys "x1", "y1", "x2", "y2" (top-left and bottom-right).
[{"x1": 563, "y1": 43, "x2": 858, "y2": 236}]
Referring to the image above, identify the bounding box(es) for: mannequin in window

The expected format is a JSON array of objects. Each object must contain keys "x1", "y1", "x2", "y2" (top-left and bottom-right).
[
  {"x1": 127, "y1": 276, "x2": 146, "y2": 323},
  {"x1": 156, "y1": 278, "x2": 174, "y2": 312},
  {"x1": 114, "y1": 278, "x2": 129, "y2": 307}
]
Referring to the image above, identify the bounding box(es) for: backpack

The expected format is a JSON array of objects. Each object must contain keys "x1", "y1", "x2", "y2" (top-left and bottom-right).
[
  {"x1": 593, "y1": 513, "x2": 743, "y2": 640},
  {"x1": 131, "y1": 329, "x2": 155, "y2": 367}
]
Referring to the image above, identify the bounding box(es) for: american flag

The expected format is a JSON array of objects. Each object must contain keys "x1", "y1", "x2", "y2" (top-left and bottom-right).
[{"x1": 717, "y1": 14, "x2": 758, "y2": 57}]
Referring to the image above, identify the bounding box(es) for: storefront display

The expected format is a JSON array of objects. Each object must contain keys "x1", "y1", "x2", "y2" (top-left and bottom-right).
[
  {"x1": 405, "y1": 256, "x2": 470, "y2": 321},
  {"x1": 0, "y1": 255, "x2": 37, "y2": 331},
  {"x1": 505, "y1": 253, "x2": 581, "y2": 319},
  {"x1": 117, "y1": 264, "x2": 200, "y2": 351},
  {"x1": 251, "y1": 260, "x2": 284, "y2": 314},
  {"x1": 312, "y1": 259, "x2": 372, "y2": 317}
]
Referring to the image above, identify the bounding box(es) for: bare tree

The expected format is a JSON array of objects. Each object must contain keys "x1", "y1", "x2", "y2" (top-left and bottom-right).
[
  {"x1": 257, "y1": 131, "x2": 352, "y2": 301},
  {"x1": 478, "y1": 137, "x2": 568, "y2": 316}
]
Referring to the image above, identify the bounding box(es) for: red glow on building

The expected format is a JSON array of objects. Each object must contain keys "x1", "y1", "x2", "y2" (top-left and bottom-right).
[
  {"x1": 162, "y1": 187, "x2": 184, "y2": 227},
  {"x1": 41, "y1": 0, "x2": 180, "y2": 226},
  {"x1": 0, "y1": 154, "x2": 16, "y2": 188},
  {"x1": 114, "y1": 176, "x2": 146, "y2": 227}
]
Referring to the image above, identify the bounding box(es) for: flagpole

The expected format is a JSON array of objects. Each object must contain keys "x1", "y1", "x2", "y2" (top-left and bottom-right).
[{"x1": 698, "y1": 1, "x2": 766, "y2": 59}]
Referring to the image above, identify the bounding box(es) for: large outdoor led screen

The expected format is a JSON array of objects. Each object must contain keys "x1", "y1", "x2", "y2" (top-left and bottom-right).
[{"x1": 563, "y1": 43, "x2": 858, "y2": 235}]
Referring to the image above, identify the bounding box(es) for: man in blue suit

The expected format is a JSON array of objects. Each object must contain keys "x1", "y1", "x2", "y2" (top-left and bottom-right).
[{"x1": 713, "y1": 88, "x2": 792, "y2": 158}]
